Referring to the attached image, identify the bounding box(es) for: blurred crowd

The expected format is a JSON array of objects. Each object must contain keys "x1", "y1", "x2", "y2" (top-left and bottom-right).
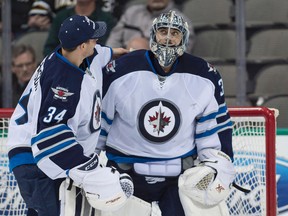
[
  {"x1": 0, "y1": 0, "x2": 193, "y2": 107},
  {"x1": 1, "y1": 0, "x2": 288, "y2": 126}
]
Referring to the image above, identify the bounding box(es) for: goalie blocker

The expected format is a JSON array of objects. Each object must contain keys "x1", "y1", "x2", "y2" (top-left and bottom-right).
[
  {"x1": 66, "y1": 153, "x2": 134, "y2": 212},
  {"x1": 178, "y1": 149, "x2": 236, "y2": 211}
]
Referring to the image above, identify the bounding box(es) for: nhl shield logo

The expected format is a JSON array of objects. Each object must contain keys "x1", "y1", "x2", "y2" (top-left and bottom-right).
[{"x1": 138, "y1": 99, "x2": 181, "y2": 143}]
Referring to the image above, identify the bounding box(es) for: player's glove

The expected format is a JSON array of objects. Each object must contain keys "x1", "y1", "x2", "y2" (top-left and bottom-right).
[
  {"x1": 68, "y1": 153, "x2": 134, "y2": 211},
  {"x1": 178, "y1": 149, "x2": 235, "y2": 206}
]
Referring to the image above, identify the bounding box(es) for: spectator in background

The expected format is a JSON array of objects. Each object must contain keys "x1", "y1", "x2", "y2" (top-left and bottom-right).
[
  {"x1": 40, "y1": 0, "x2": 77, "y2": 13},
  {"x1": 105, "y1": 0, "x2": 195, "y2": 53},
  {"x1": 41, "y1": 0, "x2": 126, "y2": 16},
  {"x1": 43, "y1": 0, "x2": 116, "y2": 56},
  {"x1": 0, "y1": 0, "x2": 33, "y2": 38},
  {"x1": 0, "y1": 0, "x2": 54, "y2": 39},
  {"x1": 11, "y1": 44, "x2": 37, "y2": 107},
  {"x1": 126, "y1": 36, "x2": 150, "y2": 51},
  {"x1": 99, "y1": 0, "x2": 130, "y2": 20},
  {"x1": 27, "y1": 1, "x2": 55, "y2": 31}
]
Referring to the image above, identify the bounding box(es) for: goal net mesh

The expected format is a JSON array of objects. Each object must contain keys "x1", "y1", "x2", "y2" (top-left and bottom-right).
[
  {"x1": 0, "y1": 114, "x2": 27, "y2": 215},
  {"x1": 226, "y1": 116, "x2": 267, "y2": 215}
]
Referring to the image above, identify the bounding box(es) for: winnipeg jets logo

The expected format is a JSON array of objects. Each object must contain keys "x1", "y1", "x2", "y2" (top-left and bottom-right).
[
  {"x1": 90, "y1": 90, "x2": 101, "y2": 132},
  {"x1": 51, "y1": 87, "x2": 74, "y2": 101},
  {"x1": 138, "y1": 99, "x2": 181, "y2": 143},
  {"x1": 207, "y1": 62, "x2": 217, "y2": 73},
  {"x1": 105, "y1": 60, "x2": 116, "y2": 73},
  {"x1": 149, "y1": 104, "x2": 171, "y2": 135},
  {"x1": 94, "y1": 102, "x2": 101, "y2": 125}
]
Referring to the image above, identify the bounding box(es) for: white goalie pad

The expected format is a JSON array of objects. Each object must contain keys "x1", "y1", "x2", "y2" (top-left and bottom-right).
[
  {"x1": 94, "y1": 196, "x2": 153, "y2": 216},
  {"x1": 178, "y1": 149, "x2": 235, "y2": 206},
  {"x1": 60, "y1": 180, "x2": 95, "y2": 216},
  {"x1": 178, "y1": 190, "x2": 229, "y2": 216}
]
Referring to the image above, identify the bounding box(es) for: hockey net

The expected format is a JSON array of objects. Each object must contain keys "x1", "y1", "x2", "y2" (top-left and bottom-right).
[
  {"x1": 226, "y1": 107, "x2": 277, "y2": 216},
  {"x1": 0, "y1": 109, "x2": 27, "y2": 215},
  {"x1": 0, "y1": 107, "x2": 277, "y2": 216}
]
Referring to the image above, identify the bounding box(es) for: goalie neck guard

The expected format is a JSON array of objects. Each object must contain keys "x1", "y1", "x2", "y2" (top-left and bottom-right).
[{"x1": 149, "y1": 10, "x2": 190, "y2": 67}]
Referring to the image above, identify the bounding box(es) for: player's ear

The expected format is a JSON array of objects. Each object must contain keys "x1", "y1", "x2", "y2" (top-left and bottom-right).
[{"x1": 80, "y1": 43, "x2": 86, "y2": 49}]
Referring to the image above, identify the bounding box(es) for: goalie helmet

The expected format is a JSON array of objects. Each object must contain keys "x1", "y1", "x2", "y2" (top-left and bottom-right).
[{"x1": 150, "y1": 10, "x2": 190, "y2": 67}]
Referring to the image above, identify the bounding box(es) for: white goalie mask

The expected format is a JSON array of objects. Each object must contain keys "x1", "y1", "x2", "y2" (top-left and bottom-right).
[{"x1": 150, "y1": 10, "x2": 190, "y2": 67}]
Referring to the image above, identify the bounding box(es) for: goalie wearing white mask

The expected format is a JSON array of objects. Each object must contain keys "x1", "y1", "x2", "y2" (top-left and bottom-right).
[
  {"x1": 150, "y1": 10, "x2": 189, "y2": 69},
  {"x1": 99, "y1": 10, "x2": 235, "y2": 216}
]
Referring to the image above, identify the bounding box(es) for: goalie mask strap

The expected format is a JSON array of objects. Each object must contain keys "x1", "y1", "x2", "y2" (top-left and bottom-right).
[{"x1": 232, "y1": 182, "x2": 251, "y2": 194}]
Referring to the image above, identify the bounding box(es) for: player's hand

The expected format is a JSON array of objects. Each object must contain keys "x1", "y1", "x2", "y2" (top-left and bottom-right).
[
  {"x1": 68, "y1": 153, "x2": 100, "y2": 187},
  {"x1": 28, "y1": 15, "x2": 51, "y2": 30},
  {"x1": 112, "y1": 47, "x2": 129, "y2": 59}
]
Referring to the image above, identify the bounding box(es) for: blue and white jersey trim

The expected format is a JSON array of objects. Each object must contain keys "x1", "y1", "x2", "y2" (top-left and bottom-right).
[
  {"x1": 196, "y1": 103, "x2": 228, "y2": 123},
  {"x1": 32, "y1": 124, "x2": 77, "y2": 163}
]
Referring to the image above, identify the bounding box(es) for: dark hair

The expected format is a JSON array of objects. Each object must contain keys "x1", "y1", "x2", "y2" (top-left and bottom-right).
[
  {"x1": 62, "y1": 46, "x2": 78, "y2": 52},
  {"x1": 12, "y1": 44, "x2": 36, "y2": 63},
  {"x1": 61, "y1": 38, "x2": 91, "y2": 52}
]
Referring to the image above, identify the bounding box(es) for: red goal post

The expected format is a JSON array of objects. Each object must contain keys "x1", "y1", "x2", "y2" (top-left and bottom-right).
[
  {"x1": 0, "y1": 107, "x2": 277, "y2": 215},
  {"x1": 227, "y1": 107, "x2": 277, "y2": 216}
]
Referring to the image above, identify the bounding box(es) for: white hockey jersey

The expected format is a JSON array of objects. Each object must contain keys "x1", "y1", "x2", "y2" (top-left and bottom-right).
[
  {"x1": 7, "y1": 44, "x2": 112, "y2": 179},
  {"x1": 99, "y1": 50, "x2": 233, "y2": 164}
]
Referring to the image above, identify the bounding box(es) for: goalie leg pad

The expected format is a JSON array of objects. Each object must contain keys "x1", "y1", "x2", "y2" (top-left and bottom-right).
[
  {"x1": 59, "y1": 180, "x2": 95, "y2": 216},
  {"x1": 94, "y1": 196, "x2": 152, "y2": 216},
  {"x1": 179, "y1": 188, "x2": 229, "y2": 216}
]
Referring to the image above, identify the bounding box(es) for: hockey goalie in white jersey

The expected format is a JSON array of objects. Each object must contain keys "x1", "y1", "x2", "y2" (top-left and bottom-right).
[{"x1": 98, "y1": 10, "x2": 236, "y2": 216}]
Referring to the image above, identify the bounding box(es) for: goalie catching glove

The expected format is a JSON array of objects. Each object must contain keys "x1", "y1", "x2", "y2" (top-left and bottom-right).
[
  {"x1": 178, "y1": 149, "x2": 236, "y2": 206},
  {"x1": 68, "y1": 153, "x2": 134, "y2": 211}
]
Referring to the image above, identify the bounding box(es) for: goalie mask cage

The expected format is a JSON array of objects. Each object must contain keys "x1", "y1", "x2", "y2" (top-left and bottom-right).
[{"x1": 0, "y1": 107, "x2": 277, "y2": 216}]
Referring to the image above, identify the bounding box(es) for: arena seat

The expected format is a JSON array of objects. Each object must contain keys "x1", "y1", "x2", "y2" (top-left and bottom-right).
[
  {"x1": 182, "y1": 0, "x2": 234, "y2": 30},
  {"x1": 247, "y1": 29, "x2": 288, "y2": 64},
  {"x1": 192, "y1": 29, "x2": 237, "y2": 64},
  {"x1": 260, "y1": 95, "x2": 288, "y2": 128},
  {"x1": 248, "y1": 64, "x2": 288, "y2": 106},
  {"x1": 246, "y1": 0, "x2": 288, "y2": 28}
]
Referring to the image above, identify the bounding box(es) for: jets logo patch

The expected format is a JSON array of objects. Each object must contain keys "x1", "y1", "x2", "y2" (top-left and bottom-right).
[
  {"x1": 51, "y1": 87, "x2": 74, "y2": 101},
  {"x1": 207, "y1": 62, "x2": 217, "y2": 73},
  {"x1": 90, "y1": 90, "x2": 101, "y2": 132},
  {"x1": 105, "y1": 60, "x2": 116, "y2": 73},
  {"x1": 138, "y1": 99, "x2": 181, "y2": 143}
]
